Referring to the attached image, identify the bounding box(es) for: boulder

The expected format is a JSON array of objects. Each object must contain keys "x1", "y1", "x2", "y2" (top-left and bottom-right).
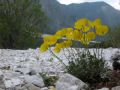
[
  {"x1": 27, "y1": 69, "x2": 36, "y2": 76},
  {"x1": 4, "y1": 78, "x2": 24, "y2": 88},
  {"x1": 24, "y1": 83, "x2": 41, "y2": 90},
  {"x1": 41, "y1": 87, "x2": 49, "y2": 90},
  {"x1": 95, "y1": 87, "x2": 109, "y2": 90},
  {"x1": 0, "y1": 88, "x2": 4, "y2": 90},
  {"x1": 111, "y1": 51, "x2": 120, "y2": 61},
  {"x1": 56, "y1": 73, "x2": 88, "y2": 90},
  {"x1": 112, "y1": 86, "x2": 120, "y2": 90},
  {"x1": 0, "y1": 71, "x2": 5, "y2": 89},
  {"x1": 24, "y1": 75, "x2": 44, "y2": 88}
]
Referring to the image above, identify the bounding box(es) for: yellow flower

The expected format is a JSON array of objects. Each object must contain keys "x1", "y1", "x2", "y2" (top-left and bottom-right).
[
  {"x1": 53, "y1": 43, "x2": 63, "y2": 53},
  {"x1": 95, "y1": 25, "x2": 109, "y2": 36},
  {"x1": 63, "y1": 40, "x2": 72, "y2": 48},
  {"x1": 40, "y1": 18, "x2": 109, "y2": 53},
  {"x1": 80, "y1": 32, "x2": 96, "y2": 45},
  {"x1": 53, "y1": 40, "x2": 72, "y2": 53},
  {"x1": 55, "y1": 28, "x2": 67, "y2": 39},
  {"x1": 40, "y1": 43, "x2": 49, "y2": 52},
  {"x1": 86, "y1": 32, "x2": 96, "y2": 41},
  {"x1": 93, "y1": 18, "x2": 102, "y2": 28},
  {"x1": 74, "y1": 18, "x2": 90, "y2": 30},
  {"x1": 66, "y1": 28, "x2": 74, "y2": 39},
  {"x1": 73, "y1": 30, "x2": 82, "y2": 41},
  {"x1": 53, "y1": 47, "x2": 61, "y2": 53},
  {"x1": 82, "y1": 26, "x2": 90, "y2": 32},
  {"x1": 43, "y1": 36, "x2": 57, "y2": 45}
]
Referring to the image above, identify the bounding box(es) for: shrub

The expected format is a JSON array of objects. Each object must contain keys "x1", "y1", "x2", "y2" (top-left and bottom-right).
[
  {"x1": 66, "y1": 50, "x2": 108, "y2": 84},
  {"x1": 40, "y1": 73, "x2": 58, "y2": 87}
]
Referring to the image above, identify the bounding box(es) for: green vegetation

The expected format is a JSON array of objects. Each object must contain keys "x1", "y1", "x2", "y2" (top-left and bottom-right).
[
  {"x1": 40, "y1": 73, "x2": 58, "y2": 87},
  {"x1": 0, "y1": 0, "x2": 47, "y2": 49},
  {"x1": 66, "y1": 50, "x2": 108, "y2": 84},
  {"x1": 96, "y1": 26, "x2": 120, "y2": 48},
  {"x1": 108, "y1": 26, "x2": 120, "y2": 48}
]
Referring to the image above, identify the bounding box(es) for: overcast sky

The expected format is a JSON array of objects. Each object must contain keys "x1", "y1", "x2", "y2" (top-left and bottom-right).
[{"x1": 57, "y1": 0, "x2": 120, "y2": 10}]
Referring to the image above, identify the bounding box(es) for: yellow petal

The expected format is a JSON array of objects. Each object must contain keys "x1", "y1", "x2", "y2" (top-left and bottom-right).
[
  {"x1": 53, "y1": 48, "x2": 61, "y2": 53},
  {"x1": 63, "y1": 40, "x2": 72, "y2": 48},
  {"x1": 82, "y1": 26, "x2": 90, "y2": 32},
  {"x1": 73, "y1": 30, "x2": 82, "y2": 41},
  {"x1": 86, "y1": 32, "x2": 96, "y2": 41},
  {"x1": 74, "y1": 18, "x2": 90, "y2": 30},
  {"x1": 40, "y1": 43, "x2": 49, "y2": 52},
  {"x1": 93, "y1": 18, "x2": 102, "y2": 27},
  {"x1": 43, "y1": 36, "x2": 57, "y2": 45},
  {"x1": 95, "y1": 25, "x2": 109, "y2": 36}
]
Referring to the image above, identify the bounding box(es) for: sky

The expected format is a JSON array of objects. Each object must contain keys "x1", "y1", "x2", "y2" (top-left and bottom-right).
[{"x1": 58, "y1": 0, "x2": 120, "y2": 10}]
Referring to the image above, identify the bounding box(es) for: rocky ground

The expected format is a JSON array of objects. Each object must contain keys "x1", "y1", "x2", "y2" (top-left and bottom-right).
[{"x1": 0, "y1": 48, "x2": 120, "y2": 90}]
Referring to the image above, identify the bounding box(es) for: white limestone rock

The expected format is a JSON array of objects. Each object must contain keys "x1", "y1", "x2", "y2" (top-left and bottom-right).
[
  {"x1": 56, "y1": 73, "x2": 88, "y2": 90},
  {"x1": 95, "y1": 87, "x2": 109, "y2": 90},
  {"x1": 4, "y1": 78, "x2": 24, "y2": 88},
  {"x1": 24, "y1": 75, "x2": 44, "y2": 88},
  {"x1": 112, "y1": 86, "x2": 120, "y2": 90}
]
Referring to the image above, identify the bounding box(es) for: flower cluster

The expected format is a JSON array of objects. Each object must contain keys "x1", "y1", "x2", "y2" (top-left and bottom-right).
[{"x1": 40, "y1": 18, "x2": 109, "y2": 53}]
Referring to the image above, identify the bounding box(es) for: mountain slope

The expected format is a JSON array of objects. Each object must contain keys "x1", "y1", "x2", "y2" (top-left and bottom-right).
[{"x1": 40, "y1": 0, "x2": 120, "y2": 34}]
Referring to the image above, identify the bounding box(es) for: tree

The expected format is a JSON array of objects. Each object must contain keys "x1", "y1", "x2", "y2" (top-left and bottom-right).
[{"x1": 0, "y1": 0, "x2": 47, "y2": 49}]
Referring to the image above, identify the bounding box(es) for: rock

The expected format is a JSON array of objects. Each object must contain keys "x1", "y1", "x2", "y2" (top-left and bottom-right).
[
  {"x1": 41, "y1": 87, "x2": 49, "y2": 90},
  {"x1": 112, "y1": 86, "x2": 120, "y2": 90},
  {"x1": 0, "y1": 85, "x2": 4, "y2": 89},
  {"x1": 56, "y1": 73, "x2": 88, "y2": 90},
  {"x1": 14, "y1": 68, "x2": 30, "y2": 75},
  {"x1": 111, "y1": 51, "x2": 120, "y2": 61},
  {"x1": 0, "y1": 71, "x2": 5, "y2": 89},
  {"x1": 4, "y1": 78, "x2": 24, "y2": 88},
  {"x1": 24, "y1": 75, "x2": 44, "y2": 88},
  {"x1": 95, "y1": 87, "x2": 109, "y2": 90},
  {"x1": 27, "y1": 69, "x2": 36, "y2": 75},
  {"x1": 24, "y1": 83, "x2": 41, "y2": 90},
  {"x1": 0, "y1": 71, "x2": 3, "y2": 76},
  {"x1": 0, "y1": 88, "x2": 4, "y2": 90},
  {"x1": 49, "y1": 86, "x2": 56, "y2": 90},
  {"x1": 0, "y1": 71, "x2": 3, "y2": 80}
]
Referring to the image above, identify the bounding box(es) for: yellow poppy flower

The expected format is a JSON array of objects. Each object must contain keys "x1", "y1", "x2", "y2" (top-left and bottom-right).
[
  {"x1": 40, "y1": 43, "x2": 49, "y2": 52},
  {"x1": 80, "y1": 32, "x2": 96, "y2": 45},
  {"x1": 63, "y1": 40, "x2": 72, "y2": 48},
  {"x1": 93, "y1": 18, "x2": 102, "y2": 28},
  {"x1": 55, "y1": 28, "x2": 67, "y2": 39},
  {"x1": 82, "y1": 26, "x2": 90, "y2": 32},
  {"x1": 74, "y1": 18, "x2": 90, "y2": 30},
  {"x1": 95, "y1": 25, "x2": 109, "y2": 36},
  {"x1": 86, "y1": 32, "x2": 96, "y2": 41},
  {"x1": 53, "y1": 47, "x2": 61, "y2": 53},
  {"x1": 73, "y1": 30, "x2": 82, "y2": 41},
  {"x1": 43, "y1": 36, "x2": 57, "y2": 45},
  {"x1": 53, "y1": 43, "x2": 63, "y2": 53},
  {"x1": 66, "y1": 28, "x2": 74, "y2": 39}
]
